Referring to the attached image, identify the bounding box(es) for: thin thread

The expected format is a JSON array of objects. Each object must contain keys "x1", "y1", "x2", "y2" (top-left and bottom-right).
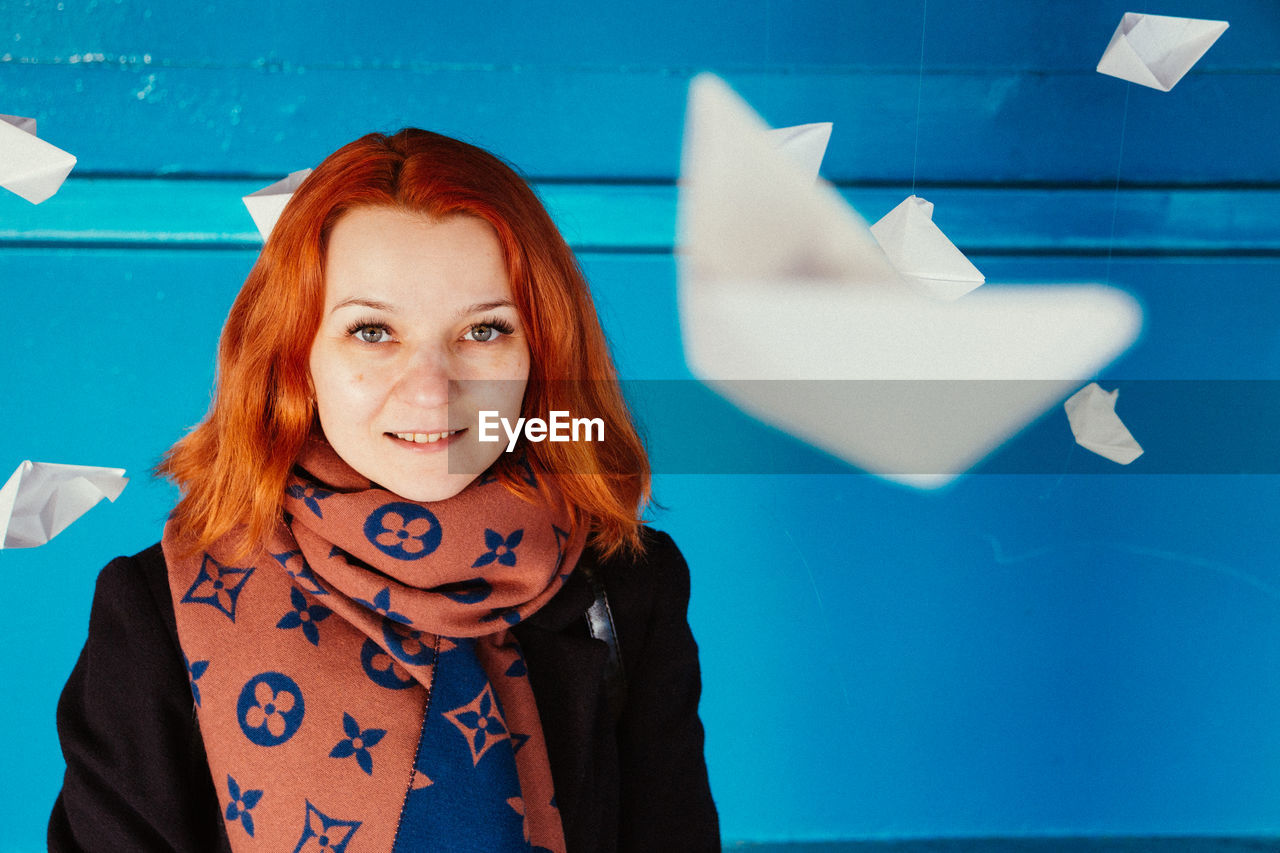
[
  {"x1": 781, "y1": 527, "x2": 855, "y2": 715},
  {"x1": 1120, "y1": 544, "x2": 1280, "y2": 608},
  {"x1": 1038, "y1": 439, "x2": 1078, "y2": 502},
  {"x1": 910, "y1": 0, "x2": 928, "y2": 195},
  {"x1": 1104, "y1": 83, "x2": 1132, "y2": 286}
]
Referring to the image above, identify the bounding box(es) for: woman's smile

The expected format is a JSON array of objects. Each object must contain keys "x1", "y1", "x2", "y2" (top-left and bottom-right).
[{"x1": 386, "y1": 428, "x2": 468, "y2": 450}]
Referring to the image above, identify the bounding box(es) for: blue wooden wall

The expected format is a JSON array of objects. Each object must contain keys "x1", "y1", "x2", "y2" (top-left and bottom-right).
[{"x1": 3, "y1": 1, "x2": 1279, "y2": 850}]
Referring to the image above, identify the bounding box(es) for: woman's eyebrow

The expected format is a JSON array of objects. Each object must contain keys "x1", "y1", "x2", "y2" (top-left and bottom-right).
[
  {"x1": 330, "y1": 297, "x2": 397, "y2": 315},
  {"x1": 456, "y1": 299, "x2": 515, "y2": 317},
  {"x1": 328, "y1": 297, "x2": 515, "y2": 316}
]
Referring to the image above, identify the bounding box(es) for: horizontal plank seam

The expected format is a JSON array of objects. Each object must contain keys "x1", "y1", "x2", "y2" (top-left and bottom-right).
[
  {"x1": 39, "y1": 173, "x2": 1280, "y2": 191},
  {"x1": 3, "y1": 56, "x2": 1279, "y2": 75},
  {"x1": 2, "y1": 241, "x2": 1278, "y2": 259}
]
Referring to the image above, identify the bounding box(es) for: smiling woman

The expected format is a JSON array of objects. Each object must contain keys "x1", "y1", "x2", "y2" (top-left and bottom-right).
[{"x1": 47, "y1": 129, "x2": 718, "y2": 853}]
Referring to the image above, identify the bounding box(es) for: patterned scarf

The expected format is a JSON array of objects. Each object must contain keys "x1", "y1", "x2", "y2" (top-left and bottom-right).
[{"x1": 162, "y1": 437, "x2": 583, "y2": 852}]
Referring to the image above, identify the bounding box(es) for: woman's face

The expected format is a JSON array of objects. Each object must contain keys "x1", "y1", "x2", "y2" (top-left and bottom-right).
[{"x1": 309, "y1": 206, "x2": 530, "y2": 501}]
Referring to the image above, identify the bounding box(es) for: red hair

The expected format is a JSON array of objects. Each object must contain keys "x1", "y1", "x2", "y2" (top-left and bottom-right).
[{"x1": 158, "y1": 129, "x2": 650, "y2": 561}]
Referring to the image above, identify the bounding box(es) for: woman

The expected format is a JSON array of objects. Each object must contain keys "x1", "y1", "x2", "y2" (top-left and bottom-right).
[{"x1": 48, "y1": 128, "x2": 719, "y2": 852}]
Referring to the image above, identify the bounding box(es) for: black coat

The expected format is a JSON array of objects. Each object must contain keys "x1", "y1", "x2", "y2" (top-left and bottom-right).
[{"x1": 48, "y1": 527, "x2": 719, "y2": 852}]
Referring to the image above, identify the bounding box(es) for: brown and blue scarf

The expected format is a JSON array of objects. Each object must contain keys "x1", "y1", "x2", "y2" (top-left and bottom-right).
[{"x1": 162, "y1": 437, "x2": 583, "y2": 852}]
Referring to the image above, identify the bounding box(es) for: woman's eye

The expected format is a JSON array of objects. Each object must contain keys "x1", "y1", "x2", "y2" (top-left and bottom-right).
[
  {"x1": 354, "y1": 325, "x2": 390, "y2": 343},
  {"x1": 466, "y1": 324, "x2": 501, "y2": 343}
]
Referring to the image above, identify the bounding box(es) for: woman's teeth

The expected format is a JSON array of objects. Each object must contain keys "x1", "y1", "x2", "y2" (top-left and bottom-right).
[{"x1": 392, "y1": 430, "x2": 462, "y2": 444}]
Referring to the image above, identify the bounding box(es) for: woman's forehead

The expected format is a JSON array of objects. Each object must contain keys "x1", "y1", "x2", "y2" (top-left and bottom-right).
[{"x1": 323, "y1": 207, "x2": 511, "y2": 310}]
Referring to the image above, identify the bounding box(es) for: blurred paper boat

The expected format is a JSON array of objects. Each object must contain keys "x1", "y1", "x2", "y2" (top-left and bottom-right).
[{"x1": 676, "y1": 73, "x2": 1142, "y2": 488}]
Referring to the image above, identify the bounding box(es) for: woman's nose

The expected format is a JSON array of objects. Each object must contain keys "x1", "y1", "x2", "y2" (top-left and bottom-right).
[{"x1": 391, "y1": 347, "x2": 454, "y2": 409}]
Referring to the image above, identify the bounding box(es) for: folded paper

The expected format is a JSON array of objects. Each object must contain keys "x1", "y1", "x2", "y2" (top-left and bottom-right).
[
  {"x1": 1064, "y1": 383, "x2": 1144, "y2": 464},
  {"x1": 870, "y1": 195, "x2": 985, "y2": 301},
  {"x1": 1097, "y1": 12, "x2": 1228, "y2": 91},
  {"x1": 0, "y1": 461, "x2": 128, "y2": 549},
  {"x1": 0, "y1": 114, "x2": 77, "y2": 204},
  {"x1": 0, "y1": 113, "x2": 37, "y2": 134},
  {"x1": 676, "y1": 73, "x2": 1142, "y2": 488},
  {"x1": 765, "y1": 122, "x2": 833, "y2": 183},
  {"x1": 243, "y1": 168, "x2": 313, "y2": 240}
]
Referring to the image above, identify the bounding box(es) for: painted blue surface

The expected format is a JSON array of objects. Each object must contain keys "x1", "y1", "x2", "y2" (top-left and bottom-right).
[
  {"x1": 6, "y1": 182, "x2": 1280, "y2": 252},
  {"x1": 5, "y1": 1, "x2": 1277, "y2": 71},
  {"x1": 3, "y1": 65, "x2": 1277, "y2": 182},
  {"x1": 3, "y1": 1, "x2": 1280, "y2": 851},
  {"x1": 3, "y1": 2, "x2": 1278, "y2": 180}
]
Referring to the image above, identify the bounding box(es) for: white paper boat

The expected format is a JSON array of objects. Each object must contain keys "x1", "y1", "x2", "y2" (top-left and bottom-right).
[
  {"x1": 1064, "y1": 382, "x2": 1144, "y2": 464},
  {"x1": 1097, "y1": 12, "x2": 1229, "y2": 92},
  {"x1": 871, "y1": 195, "x2": 985, "y2": 301},
  {"x1": 0, "y1": 461, "x2": 128, "y2": 549},
  {"x1": 765, "y1": 122, "x2": 833, "y2": 183},
  {"x1": 0, "y1": 114, "x2": 77, "y2": 204},
  {"x1": 243, "y1": 168, "x2": 313, "y2": 240}
]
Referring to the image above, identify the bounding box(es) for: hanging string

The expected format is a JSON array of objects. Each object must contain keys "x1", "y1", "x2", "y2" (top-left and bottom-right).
[
  {"x1": 1103, "y1": 82, "x2": 1132, "y2": 288},
  {"x1": 910, "y1": 0, "x2": 928, "y2": 196}
]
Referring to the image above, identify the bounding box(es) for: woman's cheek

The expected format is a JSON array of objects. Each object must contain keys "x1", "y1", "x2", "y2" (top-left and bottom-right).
[{"x1": 491, "y1": 342, "x2": 530, "y2": 379}]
